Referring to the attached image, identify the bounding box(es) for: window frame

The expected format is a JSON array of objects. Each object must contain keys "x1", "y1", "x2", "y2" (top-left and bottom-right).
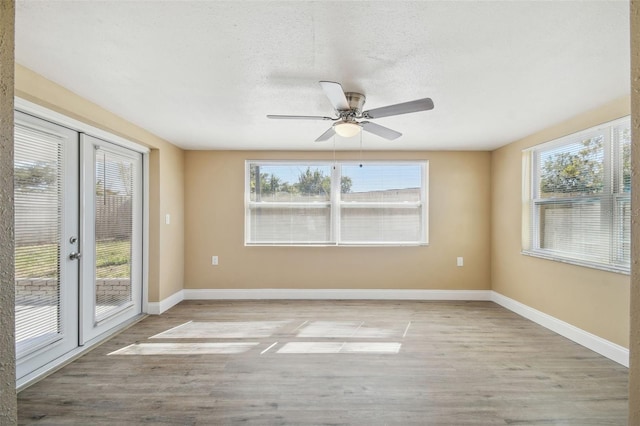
[
  {"x1": 245, "y1": 160, "x2": 429, "y2": 247},
  {"x1": 522, "y1": 116, "x2": 630, "y2": 274}
]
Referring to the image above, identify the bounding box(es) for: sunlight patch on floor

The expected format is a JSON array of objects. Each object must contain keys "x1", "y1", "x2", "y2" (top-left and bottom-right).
[
  {"x1": 108, "y1": 342, "x2": 259, "y2": 355},
  {"x1": 296, "y1": 320, "x2": 400, "y2": 338},
  {"x1": 134, "y1": 320, "x2": 404, "y2": 356},
  {"x1": 277, "y1": 342, "x2": 401, "y2": 354},
  {"x1": 149, "y1": 321, "x2": 290, "y2": 339}
]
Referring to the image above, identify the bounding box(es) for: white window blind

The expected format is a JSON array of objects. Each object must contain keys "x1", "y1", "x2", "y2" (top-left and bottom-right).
[
  {"x1": 340, "y1": 163, "x2": 425, "y2": 244},
  {"x1": 14, "y1": 123, "x2": 64, "y2": 353},
  {"x1": 246, "y1": 161, "x2": 428, "y2": 246},
  {"x1": 522, "y1": 116, "x2": 630, "y2": 273}
]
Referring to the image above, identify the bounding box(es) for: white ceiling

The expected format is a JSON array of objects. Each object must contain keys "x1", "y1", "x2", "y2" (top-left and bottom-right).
[{"x1": 15, "y1": 1, "x2": 630, "y2": 151}]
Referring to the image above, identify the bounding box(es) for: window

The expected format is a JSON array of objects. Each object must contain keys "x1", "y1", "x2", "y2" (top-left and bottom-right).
[
  {"x1": 522, "y1": 116, "x2": 630, "y2": 273},
  {"x1": 245, "y1": 161, "x2": 428, "y2": 246}
]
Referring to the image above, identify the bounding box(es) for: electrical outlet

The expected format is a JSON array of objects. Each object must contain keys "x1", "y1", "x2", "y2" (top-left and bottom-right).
[
  {"x1": 457, "y1": 257, "x2": 464, "y2": 267},
  {"x1": 212, "y1": 256, "x2": 219, "y2": 266}
]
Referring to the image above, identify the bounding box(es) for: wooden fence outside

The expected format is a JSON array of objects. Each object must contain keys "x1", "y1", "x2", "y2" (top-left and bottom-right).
[{"x1": 15, "y1": 193, "x2": 131, "y2": 244}]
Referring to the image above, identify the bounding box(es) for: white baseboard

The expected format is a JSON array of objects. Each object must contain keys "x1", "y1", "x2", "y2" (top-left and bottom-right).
[
  {"x1": 491, "y1": 291, "x2": 629, "y2": 367},
  {"x1": 147, "y1": 290, "x2": 184, "y2": 315},
  {"x1": 182, "y1": 288, "x2": 493, "y2": 301}
]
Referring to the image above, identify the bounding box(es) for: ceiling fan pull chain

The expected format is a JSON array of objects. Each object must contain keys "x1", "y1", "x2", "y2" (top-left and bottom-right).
[
  {"x1": 359, "y1": 131, "x2": 363, "y2": 167},
  {"x1": 333, "y1": 134, "x2": 337, "y2": 169}
]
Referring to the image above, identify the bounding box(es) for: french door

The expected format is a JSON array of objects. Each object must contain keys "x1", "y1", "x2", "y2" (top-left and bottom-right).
[
  {"x1": 14, "y1": 112, "x2": 143, "y2": 382},
  {"x1": 14, "y1": 111, "x2": 80, "y2": 381},
  {"x1": 80, "y1": 135, "x2": 142, "y2": 343}
]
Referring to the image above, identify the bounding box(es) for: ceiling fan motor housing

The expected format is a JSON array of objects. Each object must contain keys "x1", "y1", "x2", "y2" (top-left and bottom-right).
[{"x1": 343, "y1": 92, "x2": 366, "y2": 116}]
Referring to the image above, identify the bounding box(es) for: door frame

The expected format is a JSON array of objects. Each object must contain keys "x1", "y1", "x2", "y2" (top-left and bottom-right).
[{"x1": 14, "y1": 97, "x2": 150, "y2": 390}]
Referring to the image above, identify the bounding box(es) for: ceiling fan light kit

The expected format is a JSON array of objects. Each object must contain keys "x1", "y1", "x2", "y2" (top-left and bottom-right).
[
  {"x1": 267, "y1": 81, "x2": 434, "y2": 142},
  {"x1": 334, "y1": 121, "x2": 362, "y2": 138}
]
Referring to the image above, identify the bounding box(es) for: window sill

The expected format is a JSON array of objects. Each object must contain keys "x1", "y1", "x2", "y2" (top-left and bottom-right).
[{"x1": 521, "y1": 250, "x2": 629, "y2": 275}]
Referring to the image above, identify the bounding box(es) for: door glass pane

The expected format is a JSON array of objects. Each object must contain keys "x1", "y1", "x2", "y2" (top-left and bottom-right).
[
  {"x1": 95, "y1": 148, "x2": 134, "y2": 320},
  {"x1": 14, "y1": 124, "x2": 63, "y2": 353}
]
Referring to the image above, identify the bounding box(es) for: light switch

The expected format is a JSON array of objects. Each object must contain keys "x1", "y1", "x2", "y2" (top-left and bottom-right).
[
  {"x1": 457, "y1": 257, "x2": 464, "y2": 267},
  {"x1": 165, "y1": 214, "x2": 170, "y2": 225}
]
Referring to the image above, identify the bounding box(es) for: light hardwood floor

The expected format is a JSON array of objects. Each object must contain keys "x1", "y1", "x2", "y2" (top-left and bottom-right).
[{"x1": 18, "y1": 300, "x2": 628, "y2": 425}]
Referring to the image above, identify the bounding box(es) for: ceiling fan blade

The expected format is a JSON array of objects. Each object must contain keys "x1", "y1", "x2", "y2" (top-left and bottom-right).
[
  {"x1": 363, "y1": 98, "x2": 434, "y2": 119},
  {"x1": 267, "y1": 114, "x2": 334, "y2": 120},
  {"x1": 319, "y1": 81, "x2": 350, "y2": 111},
  {"x1": 315, "y1": 126, "x2": 336, "y2": 142},
  {"x1": 360, "y1": 121, "x2": 402, "y2": 140}
]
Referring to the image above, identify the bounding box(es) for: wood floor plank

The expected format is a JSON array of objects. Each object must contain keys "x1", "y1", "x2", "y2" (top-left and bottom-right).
[{"x1": 18, "y1": 301, "x2": 628, "y2": 425}]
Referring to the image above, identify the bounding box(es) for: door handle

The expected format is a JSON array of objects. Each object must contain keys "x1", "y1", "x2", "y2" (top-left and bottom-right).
[{"x1": 69, "y1": 252, "x2": 82, "y2": 260}]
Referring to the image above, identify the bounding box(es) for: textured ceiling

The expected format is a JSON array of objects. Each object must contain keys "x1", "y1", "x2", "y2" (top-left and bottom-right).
[{"x1": 15, "y1": 1, "x2": 630, "y2": 151}]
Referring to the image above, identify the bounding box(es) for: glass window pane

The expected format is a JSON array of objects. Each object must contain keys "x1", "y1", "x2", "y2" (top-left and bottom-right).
[
  {"x1": 249, "y1": 206, "x2": 330, "y2": 243},
  {"x1": 341, "y1": 164, "x2": 422, "y2": 202},
  {"x1": 537, "y1": 200, "x2": 609, "y2": 262},
  {"x1": 617, "y1": 197, "x2": 631, "y2": 265},
  {"x1": 618, "y1": 126, "x2": 631, "y2": 194},
  {"x1": 537, "y1": 134, "x2": 604, "y2": 198},
  {"x1": 250, "y1": 164, "x2": 332, "y2": 202},
  {"x1": 341, "y1": 207, "x2": 422, "y2": 243}
]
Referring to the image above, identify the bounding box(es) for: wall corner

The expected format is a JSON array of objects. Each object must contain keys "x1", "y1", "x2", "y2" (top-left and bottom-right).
[{"x1": 0, "y1": 0, "x2": 18, "y2": 422}]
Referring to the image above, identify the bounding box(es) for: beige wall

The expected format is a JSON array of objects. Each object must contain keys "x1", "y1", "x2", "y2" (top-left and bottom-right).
[
  {"x1": 156, "y1": 143, "x2": 185, "y2": 300},
  {"x1": 184, "y1": 150, "x2": 491, "y2": 291},
  {"x1": 14, "y1": 65, "x2": 184, "y2": 303},
  {"x1": 629, "y1": 0, "x2": 640, "y2": 422},
  {"x1": 491, "y1": 96, "x2": 631, "y2": 348},
  {"x1": 0, "y1": 1, "x2": 17, "y2": 423}
]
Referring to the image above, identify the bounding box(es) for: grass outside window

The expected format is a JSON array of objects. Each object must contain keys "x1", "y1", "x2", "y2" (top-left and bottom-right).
[{"x1": 16, "y1": 239, "x2": 131, "y2": 279}]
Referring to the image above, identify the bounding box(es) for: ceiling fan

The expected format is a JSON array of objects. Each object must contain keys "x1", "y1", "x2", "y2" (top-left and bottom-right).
[{"x1": 267, "y1": 81, "x2": 434, "y2": 142}]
